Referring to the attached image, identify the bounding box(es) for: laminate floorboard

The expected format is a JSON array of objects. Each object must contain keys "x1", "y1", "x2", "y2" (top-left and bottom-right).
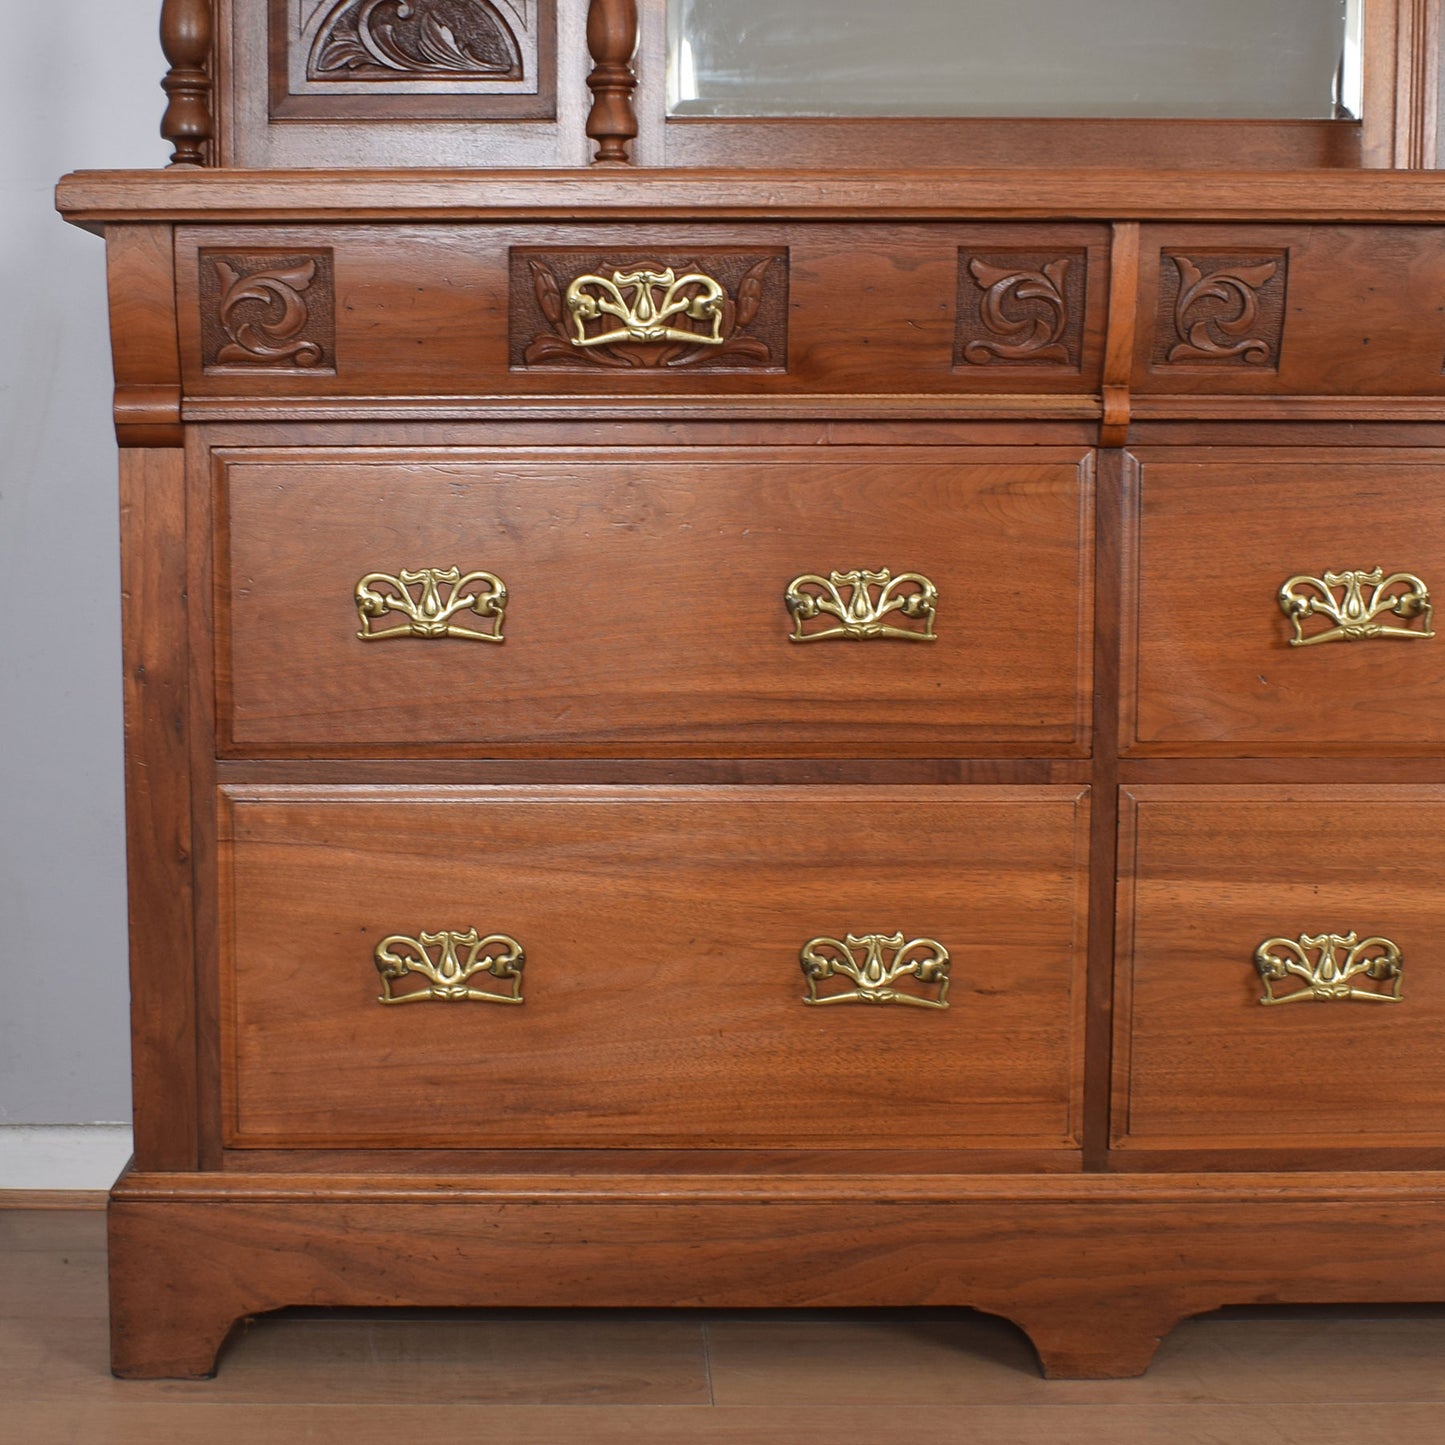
[{"x1": 6, "y1": 1209, "x2": 1445, "y2": 1444}]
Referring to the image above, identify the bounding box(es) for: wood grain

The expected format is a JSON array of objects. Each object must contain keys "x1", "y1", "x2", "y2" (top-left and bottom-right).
[
  {"x1": 1115, "y1": 786, "x2": 1445, "y2": 1150},
  {"x1": 215, "y1": 445, "x2": 1094, "y2": 755},
  {"x1": 1125, "y1": 450, "x2": 1445, "y2": 753},
  {"x1": 120, "y1": 450, "x2": 198, "y2": 1171},
  {"x1": 217, "y1": 785, "x2": 1090, "y2": 1149}
]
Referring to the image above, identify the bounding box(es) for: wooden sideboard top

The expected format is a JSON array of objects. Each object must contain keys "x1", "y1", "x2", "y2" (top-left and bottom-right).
[{"x1": 55, "y1": 167, "x2": 1445, "y2": 230}]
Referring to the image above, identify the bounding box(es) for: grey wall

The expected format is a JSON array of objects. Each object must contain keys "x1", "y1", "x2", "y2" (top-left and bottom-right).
[{"x1": 0, "y1": 3, "x2": 167, "y2": 1123}]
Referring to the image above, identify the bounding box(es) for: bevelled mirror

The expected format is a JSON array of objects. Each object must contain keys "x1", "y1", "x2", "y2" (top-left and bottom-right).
[{"x1": 668, "y1": 0, "x2": 1360, "y2": 119}]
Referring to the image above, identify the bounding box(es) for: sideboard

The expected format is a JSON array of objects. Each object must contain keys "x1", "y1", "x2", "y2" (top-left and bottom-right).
[{"x1": 55, "y1": 0, "x2": 1445, "y2": 1381}]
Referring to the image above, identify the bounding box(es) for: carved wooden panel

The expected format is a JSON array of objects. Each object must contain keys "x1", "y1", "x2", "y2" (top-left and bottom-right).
[
  {"x1": 270, "y1": 0, "x2": 554, "y2": 120},
  {"x1": 510, "y1": 249, "x2": 789, "y2": 372},
  {"x1": 199, "y1": 250, "x2": 336, "y2": 374},
  {"x1": 955, "y1": 250, "x2": 1086, "y2": 371},
  {"x1": 1152, "y1": 251, "x2": 1289, "y2": 370}
]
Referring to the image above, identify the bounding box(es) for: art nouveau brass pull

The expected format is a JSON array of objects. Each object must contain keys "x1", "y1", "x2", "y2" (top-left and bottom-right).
[
  {"x1": 1278, "y1": 568, "x2": 1433, "y2": 646},
  {"x1": 565, "y1": 266, "x2": 726, "y2": 348},
  {"x1": 800, "y1": 933, "x2": 951, "y2": 1009},
  {"x1": 375, "y1": 929, "x2": 525, "y2": 1005},
  {"x1": 355, "y1": 567, "x2": 507, "y2": 643},
  {"x1": 786, "y1": 569, "x2": 938, "y2": 643},
  {"x1": 1254, "y1": 932, "x2": 1403, "y2": 1005}
]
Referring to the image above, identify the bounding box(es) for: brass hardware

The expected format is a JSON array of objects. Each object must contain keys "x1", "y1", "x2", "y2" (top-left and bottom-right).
[
  {"x1": 355, "y1": 567, "x2": 507, "y2": 643},
  {"x1": 801, "y1": 933, "x2": 951, "y2": 1009},
  {"x1": 1254, "y1": 932, "x2": 1403, "y2": 1005},
  {"x1": 565, "y1": 267, "x2": 727, "y2": 348},
  {"x1": 375, "y1": 929, "x2": 525, "y2": 1005},
  {"x1": 786, "y1": 569, "x2": 938, "y2": 643},
  {"x1": 1279, "y1": 568, "x2": 1433, "y2": 646}
]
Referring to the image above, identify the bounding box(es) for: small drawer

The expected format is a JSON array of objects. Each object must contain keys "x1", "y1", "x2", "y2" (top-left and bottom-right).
[
  {"x1": 219, "y1": 784, "x2": 1089, "y2": 1150},
  {"x1": 1114, "y1": 786, "x2": 1445, "y2": 1152},
  {"x1": 217, "y1": 444, "x2": 1093, "y2": 756},
  {"x1": 1126, "y1": 450, "x2": 1445, "y2": 754}
]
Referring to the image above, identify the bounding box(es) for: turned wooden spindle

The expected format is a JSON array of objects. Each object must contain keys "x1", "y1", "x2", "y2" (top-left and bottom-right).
[
  {"x1": 585, "y1": 0, "x2": 639, "y2": 165},
  {"x1": 160, "y1": 0, "x2": 214, "y2": 168}
]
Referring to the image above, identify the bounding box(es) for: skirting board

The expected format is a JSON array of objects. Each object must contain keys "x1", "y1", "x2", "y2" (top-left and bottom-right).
[{"x1": 0, "y1": 1126, "x2": 132, "y2": 1196}]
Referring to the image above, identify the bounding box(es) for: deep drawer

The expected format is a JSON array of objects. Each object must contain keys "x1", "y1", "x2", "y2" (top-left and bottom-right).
[
  {"x1": 219, "y1": 784, "x2": 1090, "y2": 1150},
  {"x1": 1113, "y1": 785, "x2": 1445, "y2": 1152},
  {"x1": 216, "y1": 445, "x2": 1094, "y2": 755},
  {"x1": 1126, "y1": 450, "x2": 1445, "y2": 754}
]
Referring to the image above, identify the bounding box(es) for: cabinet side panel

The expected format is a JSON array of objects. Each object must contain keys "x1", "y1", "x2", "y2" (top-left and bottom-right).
[{"x1": 121, "y1": 448, "x2": 198, "y2": 1170}]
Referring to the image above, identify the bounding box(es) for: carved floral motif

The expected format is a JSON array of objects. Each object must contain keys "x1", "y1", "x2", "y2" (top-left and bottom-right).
[
  {"x1": 308, "y1": 0, "x2": 523, "y2": 79},
  {"x1": 958, "y1": 254, "x2": 1080, "y2": 367},
  {"x1": 512, "y1": 250, "x2": 788, "y2": 372},
  {"x1": 200, "y1": 251, "x2": 336, "y2": 372},
  {"x1": 1155, "y1": 252, "x2": 1288, "y2": 368}
]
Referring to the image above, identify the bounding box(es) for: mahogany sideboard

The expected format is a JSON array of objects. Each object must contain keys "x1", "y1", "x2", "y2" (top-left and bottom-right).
[{"x1": 55, "y1": 0, "x2": 1445, "y2": 1382}]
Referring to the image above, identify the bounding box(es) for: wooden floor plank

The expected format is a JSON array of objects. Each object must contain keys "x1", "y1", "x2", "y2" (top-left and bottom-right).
[
  {"x1": 0, "y1": 1208, "x2": 105, "y2": 1252},
  {"x1": 9, "y1": 1401, "x2": 1445, "y2": 1445},
  {"x1": 705, "y1": 1310, "x2": 1445, "y2": 1406}
]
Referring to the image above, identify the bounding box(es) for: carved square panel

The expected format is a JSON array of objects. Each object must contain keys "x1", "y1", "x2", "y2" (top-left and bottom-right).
[
  {"x1": 510, "y1": 249, "x2": 790, "y2": 373},
  {"x1": 955, "y1": 250, "x2": 1087, "y2": 371},
  {"x1": 1152, "y1": 250, "x2": 1289, "y2": 371},
  {"x1": 199, "y1": 250, "x2": 337, "y2": 375},
  {"x1": 270, "y1": 0, "x2": 554, "y2": 120}
]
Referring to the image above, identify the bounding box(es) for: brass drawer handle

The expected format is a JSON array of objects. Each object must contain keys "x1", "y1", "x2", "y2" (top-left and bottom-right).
[
  {"x1": 355, "y1": 567, "x2": 507, "y2": 643},
  {"x1": 566, "y1": 266, "x2": 726, "y2": 348},
  {"x1": 1254, "y1": 932, "x2": 1403, "y2": 1005},
  {"x1": 801, "y1": 933, "x2": 950, "y2": 1010},
  {"x1": 375, "y1": 929, "x2": 525, "y2": 1005},
  {"x1": 1278, "y1": 568, "x2": 1433, "y2": 646},
  {"x1": 786, "y1": 569, "x2": 938, "y2": 643}
]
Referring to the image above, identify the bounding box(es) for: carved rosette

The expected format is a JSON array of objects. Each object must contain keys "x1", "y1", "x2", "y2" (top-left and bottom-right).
[
  {"x1": 200, "y1": 251, "x2": 336, "y2": 374},
  {"x1": 956, "y1": 251, "x2": 1085, "y2": 370},
  {"x1": 511, "y1": 250, "x2": 789, "y2": 372},
  {"x1": 1154, "y1": 251, "x2": 1288, "y2": 369}
]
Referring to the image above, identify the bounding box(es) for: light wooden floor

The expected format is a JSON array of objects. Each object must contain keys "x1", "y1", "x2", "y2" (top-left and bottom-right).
[{"x1": 7, "y1": 1209, "x2": 1445, "y2": 1444}]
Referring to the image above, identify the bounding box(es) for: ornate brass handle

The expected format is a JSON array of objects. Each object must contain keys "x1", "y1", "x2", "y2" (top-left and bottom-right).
[
  {"x1": 1278, "y1": 568, "x2": 1433, "y2": 646},
  {"x1": 375, "y1": 929, "x2": 525, "y2": 1005},
  {"x1": 800, "y1": 933, "x2": 950, "y2": 1010},
  {"x1": 355, "y1": 567, "x2": 507, "y2": 643},
  {"x1": 786, "y1": 569, "x2": 938, "y2": 643},
  {"x1": 566, "y1": 266, "x2": 726, "y2": 348},
  {"x1": 1254, "y1": 932, "x2": 1402, "y2": 1005}
]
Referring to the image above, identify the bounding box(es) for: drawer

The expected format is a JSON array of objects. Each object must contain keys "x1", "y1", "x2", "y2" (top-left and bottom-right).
[
  {"x1": 1113, "y1": 786, "x2": 1445, "y2": 1152},
  {"x1": 177, "y1": 222, "x2": 1110, "y2": 399},
  {"x1": 219, "y1": 785, "x2": 1090, "y2": 1150},
  {"x1": 1126, "y1": 451, "x2": 1445, "y2": 753},
  {"x1": 217, "y1": 445, "x2": 1093, "y2": 755}
]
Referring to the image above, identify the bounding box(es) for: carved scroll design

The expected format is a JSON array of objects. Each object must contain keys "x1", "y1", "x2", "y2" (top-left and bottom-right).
[
  {"x1": 308, "y1": 0, "x2": 523, "y2": 79},
  {"x1": 586, "y1": 0, "x2": 639, "y2": 163},
  {"x1": 1155, "y1": 252, "x2": 1288, "y2": 369},
  {"x1": 161, "y1": 0, "x2": 214, "y2": 167},
  {"x1": 200, "y1": 252, "x2": 336, "y2": 373},
  {"x1": 957, "y1": 252, "x2": 1083, "y2": 368},
  {"x1": 513, "y1": 251, "x2": 788, "y2": 372}
]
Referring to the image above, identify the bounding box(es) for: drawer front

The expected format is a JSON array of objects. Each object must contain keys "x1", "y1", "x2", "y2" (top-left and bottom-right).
[
  {"x1": 1114, "y1": 786, "x2": 1445, "y2": 1151},
  {"x1": 218, "y1": 446, "x2": 1093, "y2": 755},
  {"x1": 177, "y1": 223, "x2": 1110, "y2": 399},
  {"x1": 220, "y1": 785, "x2": 1089, "y2": 1150},
  {"x1": 1127, "y1": 451, "x2": 1445, "y2": 753}
]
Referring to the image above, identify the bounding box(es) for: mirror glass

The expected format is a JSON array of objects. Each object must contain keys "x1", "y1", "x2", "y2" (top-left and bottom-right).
[{"x1": 668, "y1": 0, "x2": 1359, "y2": 119}]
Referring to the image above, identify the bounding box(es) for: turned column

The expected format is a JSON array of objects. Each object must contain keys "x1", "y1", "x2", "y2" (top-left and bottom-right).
[
  {"x1": 586, "y1": 0, "x2": 639, "y2": 165},
  {"x1": 160, "y1": 0, "x2": 214, "y2": 168}
]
